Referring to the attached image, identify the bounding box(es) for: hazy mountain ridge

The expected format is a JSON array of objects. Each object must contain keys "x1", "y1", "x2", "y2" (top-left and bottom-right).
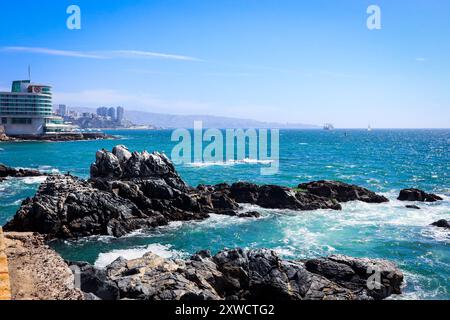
[{"x1": 67, "y1": 108, "x2": 318, "y2": 129}]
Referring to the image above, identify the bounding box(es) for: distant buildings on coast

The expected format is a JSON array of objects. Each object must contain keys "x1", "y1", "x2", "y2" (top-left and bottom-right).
[
  {"x1": 94, "y1": 106, "x2": 125, "y2": 124},
  {"x1": 56, "y1": 105, "x2": 133, "y2": 129},
  {"x1": 0, "y1": 78, "x2": 141, "y2": 138}
]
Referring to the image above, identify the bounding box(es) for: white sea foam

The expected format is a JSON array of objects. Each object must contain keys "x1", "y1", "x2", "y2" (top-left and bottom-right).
[
  {"x1": 21, "y1": 176, "x2": 47, "y2": 184},
  {"x1": 95, "y1": 243, "x2": 186, "y2": 268},
  {"x1": 187, "y1": 158, "x2": 274, "y2": 168},
  {"x1": 38, "y1": 165, "x2": 53, "y2": 171},
  {"x1": 11, "y1": 199, "x2": 22, "y2": 206},
  {"x1": 420, "y1": 226, "x2": 450, "y2": 242},
  {"x1": 37, "y1": 165, "x2": 60, "y2": 174}
]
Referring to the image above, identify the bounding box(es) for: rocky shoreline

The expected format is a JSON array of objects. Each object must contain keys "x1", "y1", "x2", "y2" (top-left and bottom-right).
[
  {"x1": 0, "y1": 164, "x2": 45, "y2": 183},
  {"x1": 1, "y1": 145, "x2": 446, "y2": 300},
  {"x1": 3, "y1": 232, "x2": 82, "y2": 300},
  {"x1": 70, "y1": 248, "x2": 403, "y2": 301},
  {"x1": 0, "y1": 132, "x2": 117, "y2": 143}
]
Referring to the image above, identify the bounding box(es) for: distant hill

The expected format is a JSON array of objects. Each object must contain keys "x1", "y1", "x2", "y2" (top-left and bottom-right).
[
  {"x1": 125, "y1": 110, "x2": 319, "y2": 129},
  {"x1": 68, "y1": 107, "x2": 319, "y2": 129}
]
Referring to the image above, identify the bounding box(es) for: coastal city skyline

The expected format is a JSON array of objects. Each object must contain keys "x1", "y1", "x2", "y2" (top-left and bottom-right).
[{"x1": 1, "y1": 0, "x2": 450, "y2": 128}]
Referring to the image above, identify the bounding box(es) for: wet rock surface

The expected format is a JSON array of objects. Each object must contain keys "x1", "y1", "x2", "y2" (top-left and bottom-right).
[
  {"x1": 0, "y1": 164, "x2": 44, "y2": 182},
  {"x1": 431, "y1": 219, "x2": 450, "y2": 229},
  {"x1": 297, "y1": 180, "x2": 389, "y2": 204},
  {"x1": 398, "y1": 188, "x2": 443, "y2": 202},
  {"x1": 4, "y1": 145, "x2": 391, "y2": 239},
  {"x1": 70, "y1": 248, "x2": 403, "y2": 301}
]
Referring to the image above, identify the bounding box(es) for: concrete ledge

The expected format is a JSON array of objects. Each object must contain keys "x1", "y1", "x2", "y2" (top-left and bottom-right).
[{"x1": 0, "y1": 227, "x2": 11, "y2": 300}]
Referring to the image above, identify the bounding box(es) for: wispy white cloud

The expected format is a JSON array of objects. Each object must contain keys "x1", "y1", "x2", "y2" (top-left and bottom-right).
[
  {"x1": 109, "y1": 50, "x2": 200, "y2": 61},
  {"x1": 1, "y1": 46, "x2": 200, "y2": 61},
  {"x1": 1, "y1": 46, "x2": 104, "y2": 59}
]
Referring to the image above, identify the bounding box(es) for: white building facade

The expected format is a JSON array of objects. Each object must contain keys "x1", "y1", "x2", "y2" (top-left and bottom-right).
[{"x1": 0, "y1": 80, "x2": 78, "y2": 136}]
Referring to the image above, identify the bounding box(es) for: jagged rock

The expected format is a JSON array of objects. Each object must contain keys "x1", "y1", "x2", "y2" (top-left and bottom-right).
[
  {"x1": 68, "y1": 261, "x2": 120, "y2": 300},
  {"x1": 72, "y1": 248, "x2": 403, "y2": 301},
  {"x1": 304, "y1": 254, "x2": 403, "y2": 300},
  {"x1": 221, "y1": 183, "x2": 342, "y2": 210},
  {"x1": 3, "y1": 174, "x2": 217, "y2": 239},
  {"x1": 230, "y1": 182, "x2": 260, "y2": 203},
  {"x1": 112, "y1": 145, "x2": 132, "y2": 162},
  {"x1": 398, "y1": 188, "x2": 443, "y2": 202},
  {"x1": 90, "y1": 146, "x2": 187, "y2": 191},
  {"x1": 3, "y1": 175, "x2": 165, "y2": 238},
  {"x1": 405, "y1": 205, "x2": 420, "y2": 210},
  {"x1": 0, "y1": 164, "x2": 44, "y2": 179},
  {"x1": 298, "y1": 180, "x2": 389, "y2": 203},
  {"x1": 238, "y1": 211, "x2": 261, "y2": 218},
  {"x1": 431, "y1": 219, "x2": 450, "y2": 229}
]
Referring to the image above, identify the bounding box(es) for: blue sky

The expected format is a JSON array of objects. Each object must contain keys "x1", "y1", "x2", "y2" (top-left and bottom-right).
[{"x1": 0, "y1": 0, "x2": 449, "y2": 128}]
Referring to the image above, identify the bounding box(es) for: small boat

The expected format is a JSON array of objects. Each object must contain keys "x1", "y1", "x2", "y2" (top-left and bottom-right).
[
  {"x1": 368, "y1": 125, "x2": 372, "y2": 132},
  {"x1": 323, "y1": 123, "x2": 334, "y2": 131}
]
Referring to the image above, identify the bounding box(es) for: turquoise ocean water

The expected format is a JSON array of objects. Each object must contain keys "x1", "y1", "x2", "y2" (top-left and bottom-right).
[{"x1": 0, "y1": 129, "x2": 449, "y2": 299}]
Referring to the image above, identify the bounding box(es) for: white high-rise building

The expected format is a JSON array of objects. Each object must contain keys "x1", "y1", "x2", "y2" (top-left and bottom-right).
[
  {"x1": 58, "y1": 104, "x2": 68, "y2": 117},
  {"x1": 0, "y1": 80, "x2": 79, "y2": 136},
  {"x1": 116, "y1": 106, "x2": 124, "y2": 123}
]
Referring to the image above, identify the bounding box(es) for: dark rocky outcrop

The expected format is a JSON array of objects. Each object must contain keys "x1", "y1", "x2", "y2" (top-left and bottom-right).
[
  {"x1": 304, "y1": 254, "x2": 403, "y2": 300},
  {"x1": 238, "y1": 211, "x2": 261, "y2": 218},
  {"x1": 0, "y1": 164, "x2": 44, "y2": 182},
  {"x1": 202, "y1": 182, "x2": 342, "y2": 211},
  {"x1": 297, "y1": 180, "x2": 389, "y2": 204},
  {"x1": 90, "y1": 146, "x2": 187, "y2": 191},
  {"x1": 405, "y1": 205, "x2": 421, "y2": 210},
  {"x1": 4, "y1": 146, "x2": 390, "y2": 239},
  {"x1": 70, "y1": 248, "x2": 403, "y2": 301},
  {"x1": 431, "y1": 219, "x2": 450, "y2": 229},
  {"x1": 3, "y1": 175, "x2": 171, "y2": 238},
  {"x1": 3, "y1": 146, "x2": 237, "y2": 238},
  {"x1": 2, "y1": 132, "x2": 115, "y2": 142},
  {"x1": 398, "y1": 188, "x2": 443, "y2": 202}
]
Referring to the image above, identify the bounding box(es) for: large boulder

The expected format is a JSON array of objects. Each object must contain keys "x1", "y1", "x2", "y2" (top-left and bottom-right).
[
  {"x1": 304, "y1": 254, "x2": 403, "y2": 300},
  {"x1": 398, "y1": 188, "x2": 443, "y2": 202},
  {"x1": 72, "y1": 248, "x2": 404, "y2": 301},
  {"x1": 216, "y1": 183, "x2": 342, "y2": 210},
  {"x1": 298, "y1": 180, "x2": 389, "y2": 203},
  {"x1": 431, "y1": 219, "x2": 450, "y2": 229},
  {"x1": 3, "y1": 175, "x2": 166, "y2": 238},
  {"x1": 90, "y1": 145, "x2": 187, "y2": 191}
]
